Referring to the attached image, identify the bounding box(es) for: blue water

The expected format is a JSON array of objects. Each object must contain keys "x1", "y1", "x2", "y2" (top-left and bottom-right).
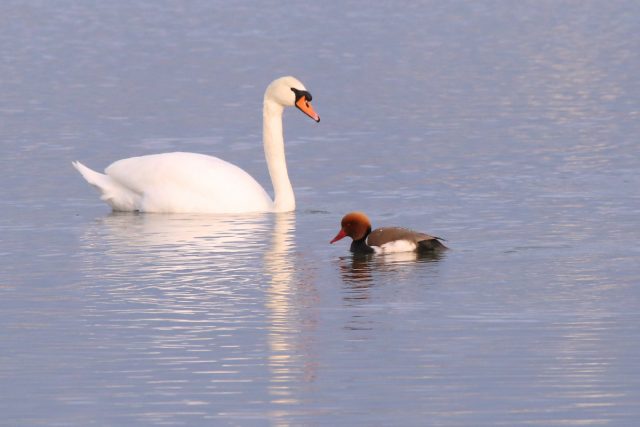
[{"x1": 1, "y1": 1, "x2": 639, "y2": 426}]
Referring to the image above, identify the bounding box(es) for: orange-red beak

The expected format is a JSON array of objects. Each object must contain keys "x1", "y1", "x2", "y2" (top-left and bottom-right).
[
  {"x1": 296, "y1": 96, "x2": 320, "y2": 122},
  {"x1": 330, "y1": 229, "x2": 347, "y2": 244}
]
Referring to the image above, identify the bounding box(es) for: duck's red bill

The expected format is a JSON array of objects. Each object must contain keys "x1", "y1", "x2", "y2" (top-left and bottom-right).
[{"x1": 330, "y1": 229, "x2": 347, "y2": 244}]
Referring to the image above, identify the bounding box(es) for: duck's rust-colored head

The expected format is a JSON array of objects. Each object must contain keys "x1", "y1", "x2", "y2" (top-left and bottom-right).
[{"x1": 330, "y1": 212, "x2": 372, "y2": 243}]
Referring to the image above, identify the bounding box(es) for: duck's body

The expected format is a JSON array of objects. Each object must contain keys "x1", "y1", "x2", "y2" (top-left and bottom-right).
[
  {"x1": 331, "y1": 212, "x2": 447, "y2": 254},
  {"x1": 73, "y1": 76, "x2": 319, "y2": 214}
]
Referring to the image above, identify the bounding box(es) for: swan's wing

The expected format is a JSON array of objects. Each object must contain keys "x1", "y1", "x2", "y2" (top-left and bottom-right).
[{"x1": 105, "y1": 152, "x2": 273, "y2": 213}]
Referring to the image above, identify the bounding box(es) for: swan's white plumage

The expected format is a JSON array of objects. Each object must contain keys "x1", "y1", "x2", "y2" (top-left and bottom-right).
[
  {"x1": 106, "y1": 152, "x2": 272, "y2": 213},
  {"x1": 73, "y1": 152, "x2": 272, "y2": 213},
  {"x1": 72, "y1": 76, "x2": 318, "y2": 214}
]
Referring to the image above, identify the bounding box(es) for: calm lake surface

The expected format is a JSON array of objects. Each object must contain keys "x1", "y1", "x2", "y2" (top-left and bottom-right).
[{"x1": 1, "y1": 1, "x2": 639, "y2": 426}]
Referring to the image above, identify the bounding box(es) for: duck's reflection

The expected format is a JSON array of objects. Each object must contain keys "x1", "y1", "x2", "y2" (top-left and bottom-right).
[{"x1": 338, "y1": 250, "x2": 446, "y2": 301}]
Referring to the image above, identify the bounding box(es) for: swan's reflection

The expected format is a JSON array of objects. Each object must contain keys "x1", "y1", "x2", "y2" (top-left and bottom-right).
[
  {"x1": 263, "y1": 213, "x2": 317, "y2": 407},
  {"x1": 78, "y1": 211, "x2": 317, "y2": 421},
  {"x1": 82, "y1": 212, "x2": 272, "y2": 284}
]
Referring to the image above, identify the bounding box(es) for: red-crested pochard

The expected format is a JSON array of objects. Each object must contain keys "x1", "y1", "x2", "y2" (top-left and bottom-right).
[{"x1": 330, "y1": 212, "x2": 447, "y2": 254}]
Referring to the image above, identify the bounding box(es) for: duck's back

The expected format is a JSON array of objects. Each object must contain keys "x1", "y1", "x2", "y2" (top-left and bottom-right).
[{"x1": 368, "y1": 227, "x2": 446, "y2": 253}]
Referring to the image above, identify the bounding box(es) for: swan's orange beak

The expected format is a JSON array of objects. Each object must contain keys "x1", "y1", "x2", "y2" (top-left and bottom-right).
[
  {"x1": 296, "y1": 97, "x2": 320, "y2": 122},
  {"x1": 330, "y1": 229, "x2": 347, "y2": 244}
]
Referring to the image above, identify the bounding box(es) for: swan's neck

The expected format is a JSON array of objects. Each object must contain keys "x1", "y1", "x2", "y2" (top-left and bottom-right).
[{"x1": 263, "y1": 100, "x2": 295, "y2": 212}]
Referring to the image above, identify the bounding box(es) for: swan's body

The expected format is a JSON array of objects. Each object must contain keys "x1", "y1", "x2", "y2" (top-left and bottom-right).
[
  {"x1": 73, "y1": 76, "x2": 319, "y2": 213},
  {"x1": 73, "y1": 152, "x2": 273, "y2": 213}
]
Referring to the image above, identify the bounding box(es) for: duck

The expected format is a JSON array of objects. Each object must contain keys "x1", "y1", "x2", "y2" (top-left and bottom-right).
[
  {"x1": 72, "y1": 76, "x2": 320, "y2": 213},
  {"x1": 330, "y1": 212, "x2": 447, "y2": 254}
]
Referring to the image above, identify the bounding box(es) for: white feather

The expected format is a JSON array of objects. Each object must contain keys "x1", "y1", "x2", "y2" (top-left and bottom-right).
[
  {"x1": 373, "y1": 240, "x2": 418, "y2": 254},
  {"x1": 73, "y1": 76, "x2": 316, "y2": 214}
]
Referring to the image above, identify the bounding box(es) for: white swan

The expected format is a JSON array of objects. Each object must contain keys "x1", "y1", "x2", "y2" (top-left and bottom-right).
[{"x1": 72, "y1": 76, "x2": 320, "y2": 213}]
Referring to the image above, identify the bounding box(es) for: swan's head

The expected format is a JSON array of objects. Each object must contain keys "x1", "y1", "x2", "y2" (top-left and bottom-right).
[
  {"x1": 265, "y1": 76, "x2": 320, "y2": 122},
  {"x1": 331, "y1": 212, "x2": 372, "y2": 243}
]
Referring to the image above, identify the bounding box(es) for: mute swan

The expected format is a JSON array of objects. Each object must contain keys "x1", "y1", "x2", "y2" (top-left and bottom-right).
[
  {"x1": 330, "y1": 212, "x2": 447, "y2": 254},
  {"x1": 72, "y1": 76, "x2": 320, "y2": 213}
]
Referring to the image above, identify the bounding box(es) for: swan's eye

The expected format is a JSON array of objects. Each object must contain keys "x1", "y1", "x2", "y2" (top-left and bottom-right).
[{"x1": 291, "y1": 88, "x2": 313, "y2": 102}]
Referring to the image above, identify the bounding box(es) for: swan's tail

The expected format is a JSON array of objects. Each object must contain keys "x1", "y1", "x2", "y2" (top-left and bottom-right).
[{"x1": 72, "y1": 161, "x2": 139, "y2": 211}]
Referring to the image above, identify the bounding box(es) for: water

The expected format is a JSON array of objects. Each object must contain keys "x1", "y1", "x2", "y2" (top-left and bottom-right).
[{"x1": 1, "y1": 1, "x2": 640, "y2": 425}]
